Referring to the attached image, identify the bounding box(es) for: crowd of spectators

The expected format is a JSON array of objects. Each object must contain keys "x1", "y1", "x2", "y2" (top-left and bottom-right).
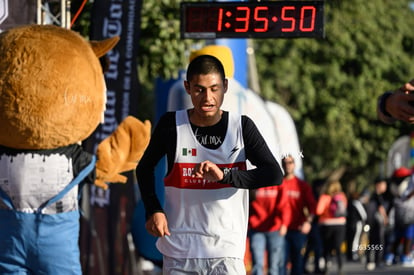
[{"x1": 247, "y1": 164, "x2": 414, "y2": 274}]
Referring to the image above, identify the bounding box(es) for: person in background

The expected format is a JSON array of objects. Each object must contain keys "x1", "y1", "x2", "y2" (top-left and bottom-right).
[
  {"x1": 248, "y1": 183, "x2": 291, "y2": 275},
  {"x1": 377, "y1": 79, "x2": 414, "y2": 266},
  {"x1": 282, "y1": 155, "x2": 316, "y2": 275},
  {"x1": 386, "y1": 167, "x2": 414, "y2": 267},
  {"x1": 316, "y1": 180, "x2": 348, "y2": 275},
  {"x1": 365, "y1": 177, "x2": 390, "y2": 270},
  {"x1": 303, "y1": 179, "x2": 325, "y2": 274},
  {"x1": 377, "y1": 79, "x2": 414, "y2": 124},
  {"x1": 345, "y1": 189, "x2": 369, "y2": 262},
  {"x1": 136, "y1": 54, "x2": 284, "y2": 274}
]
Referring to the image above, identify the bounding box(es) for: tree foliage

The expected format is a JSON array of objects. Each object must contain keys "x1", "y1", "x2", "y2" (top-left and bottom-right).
[
  {"x1": 137, "y1": 0, "x2": 202, "y2": 118},
  {"x1": 255, "y1": 0, "x2": 414, "y2": 188},
  {"x1": 139, "y1": 0, "x2": 194, "y2": 80}
]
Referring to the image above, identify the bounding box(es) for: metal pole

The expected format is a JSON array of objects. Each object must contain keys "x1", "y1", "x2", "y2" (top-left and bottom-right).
[
  {"x1": 247, "y1": 39, "x2": 261, "y2": 94},
  {"x1": 36, "y1": 0, "x2": 42, "y2": 24},
  {"x1": 61, "y1": 0, "x2": 65, "y2": 27},
  {"x1": 65, "y1": 0, "x2": 71, "y2": 29}
]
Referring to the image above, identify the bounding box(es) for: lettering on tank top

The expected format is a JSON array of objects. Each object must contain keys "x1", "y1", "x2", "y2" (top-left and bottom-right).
[
  {"x1": 194, "y1": 128, "x2": 223, "y2": 146},
  {"x1": 176, "y1": 166, "x2": 240, "y2": 188}
]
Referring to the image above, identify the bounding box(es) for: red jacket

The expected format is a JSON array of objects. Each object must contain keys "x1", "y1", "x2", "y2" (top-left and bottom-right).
[
  {"x1": 248, "y1": 184, "x2": 291, "y2": 232},
  {"x1": 283, "y1": 176, "x2": 317, "y2": 230}
]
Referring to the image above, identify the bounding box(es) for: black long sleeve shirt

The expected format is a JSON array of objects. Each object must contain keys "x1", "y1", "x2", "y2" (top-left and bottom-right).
[{"x1": 136, "y1": 110, "x2": 283, "y2": 218}]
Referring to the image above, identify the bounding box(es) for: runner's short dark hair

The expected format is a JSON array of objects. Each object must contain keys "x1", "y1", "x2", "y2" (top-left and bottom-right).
[{"x1": 186, "y1": 55, "x2": 226, "y2": 82}]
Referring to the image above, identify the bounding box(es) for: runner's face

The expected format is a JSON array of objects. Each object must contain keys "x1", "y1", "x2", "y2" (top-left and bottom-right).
[{"x1": 185, "y1": 73, "x2": 227, "y2": 126}]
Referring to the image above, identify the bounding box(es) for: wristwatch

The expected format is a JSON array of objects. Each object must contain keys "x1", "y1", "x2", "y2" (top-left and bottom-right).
[{"x1": 218, "y1": 167, "x2": 231, "y2": 183}]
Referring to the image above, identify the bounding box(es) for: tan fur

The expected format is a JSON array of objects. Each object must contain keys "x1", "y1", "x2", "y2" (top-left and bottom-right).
[
  {"x1": 95, "y1": 117, "x2": 151, "y2": 189},
  {"x1": 0, "y1": 25, "x2": 105, "y2": 149}
]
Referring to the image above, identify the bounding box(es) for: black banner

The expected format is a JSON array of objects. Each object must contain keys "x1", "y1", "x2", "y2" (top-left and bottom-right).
[
  {"x1": 89, "y1": 0, "x2": 141, "y2": 143},
  {"x1": 81, "y1": 1, "x2": 143, "y2": 274},
  {"x1": 0, "y1": 0, "x2": 36, "y2": 32}
]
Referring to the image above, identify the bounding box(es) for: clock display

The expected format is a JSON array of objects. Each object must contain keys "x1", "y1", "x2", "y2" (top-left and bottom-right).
[{"x1": 181, "y1": 1, "x2": 324, "y2": 39}]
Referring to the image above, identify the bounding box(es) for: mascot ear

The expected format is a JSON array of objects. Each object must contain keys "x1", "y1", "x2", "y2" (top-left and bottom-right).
[
  {"x1": 95, "y1": 116, "x2": 151, "y2": 190},
  {"x1": 90, "y1": 36, "x2": 120, "y2": 58}
]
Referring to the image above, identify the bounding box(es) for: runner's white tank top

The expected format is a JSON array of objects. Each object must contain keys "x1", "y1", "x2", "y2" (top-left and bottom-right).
[{"x1": 157, "y1": 110, "x2": 248, "y2": 259}]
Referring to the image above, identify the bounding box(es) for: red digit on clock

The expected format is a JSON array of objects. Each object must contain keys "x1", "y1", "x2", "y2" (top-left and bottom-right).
[
  {"x1": 235, "y1": 6, "x2": 250, "y2": 32},
  {"x1": 281, "y1": 6, "x2": 295, "y2": 32},
  {"x1": 253, "y1": 6, "x2": 269, "y2": 32},
  {"x1": 300, "y1": 6, "x2": 316, "y2": 32},
  {"x1": 217, "y1": 8, "x2": 224, "y2": 31}
]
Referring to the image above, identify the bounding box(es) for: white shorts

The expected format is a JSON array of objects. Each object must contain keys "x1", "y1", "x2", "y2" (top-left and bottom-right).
[{"x1": 162, "y1": 256, "x2": 246, "y2": 275}]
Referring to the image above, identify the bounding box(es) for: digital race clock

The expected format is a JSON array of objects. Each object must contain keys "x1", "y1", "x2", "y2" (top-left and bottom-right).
[{"x1": 181, "y1": 1, "x2": 325, "y2": 39}]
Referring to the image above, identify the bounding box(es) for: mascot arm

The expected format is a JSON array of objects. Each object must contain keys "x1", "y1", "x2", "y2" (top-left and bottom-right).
[{"x1": 95, "y1": 116, "x2": 151, "y2": 189}]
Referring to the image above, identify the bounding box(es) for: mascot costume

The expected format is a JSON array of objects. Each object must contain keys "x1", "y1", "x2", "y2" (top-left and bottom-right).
[{"x1": 0, "y1": 24, "x2": 151, "y2": 274}]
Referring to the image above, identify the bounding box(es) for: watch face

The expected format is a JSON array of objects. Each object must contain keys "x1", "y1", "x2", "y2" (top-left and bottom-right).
[{"x1": 181, "y1": 1, "x2": 325, "y2": 39}]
